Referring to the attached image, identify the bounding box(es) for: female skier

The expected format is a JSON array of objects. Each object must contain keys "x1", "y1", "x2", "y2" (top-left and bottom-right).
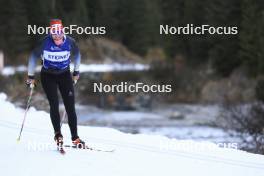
[{"x1": 26, "y1": 19, "x2": 85, "y2": 149}]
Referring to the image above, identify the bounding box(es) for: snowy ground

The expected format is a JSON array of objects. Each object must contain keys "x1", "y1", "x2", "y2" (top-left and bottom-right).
[
  {"x1": 0, "y1": 63, "x2": 149, "y2": 76},
  {"x1": 0, "y1": 93, "x2": 264, "y2": 176}
]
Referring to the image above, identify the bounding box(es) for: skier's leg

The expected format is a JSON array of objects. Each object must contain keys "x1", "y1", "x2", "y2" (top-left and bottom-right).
[
  {"x1": 58, "y1": 70, "x2": 79, "y2": 140},
  {"x1": 40, "y1": 71, "x2": 61, "y2": 134}
]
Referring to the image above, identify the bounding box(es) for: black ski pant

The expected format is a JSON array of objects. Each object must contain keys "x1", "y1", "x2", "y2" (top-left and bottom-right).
[{"x1": 40, "y1": 69, "x2": 78, "y2": 140}]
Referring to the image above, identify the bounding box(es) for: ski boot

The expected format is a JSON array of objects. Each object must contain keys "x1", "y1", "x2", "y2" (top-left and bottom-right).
[
  {"x1": 72, "y1": 137, "x2": 85, "y2": 149},
  {"x1": 54, "y1": 132, "x2": 64, "y2": 149}
]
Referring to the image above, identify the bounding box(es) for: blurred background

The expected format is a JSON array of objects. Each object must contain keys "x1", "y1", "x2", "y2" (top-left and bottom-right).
[{"x1": 0, "y1": 0, "x2": 264, "y2": 154}]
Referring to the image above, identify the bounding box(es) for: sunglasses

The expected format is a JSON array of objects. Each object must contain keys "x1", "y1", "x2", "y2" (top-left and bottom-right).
[{"x1": 51, "y1": 33, "x2": 64, "y2": 39}]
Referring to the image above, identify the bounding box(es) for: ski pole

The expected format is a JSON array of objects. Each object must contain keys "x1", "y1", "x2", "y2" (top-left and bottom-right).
[{"x1": 17, "y1": 84, "x2": 35, "y2": 142}]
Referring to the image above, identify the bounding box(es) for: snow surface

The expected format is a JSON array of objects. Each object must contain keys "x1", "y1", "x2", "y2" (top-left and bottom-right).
[
  {"x1": 73, "y1": 63, "x2": 149, "y2": 72},
  {"x1": 139, "y1": 126, "x2": 235, "y2": 142},
  {"x1": 0, "y1": 63, "x2": 149, "y2": 76},
  {"x1": 78, "y1": 110, "x2": 163, "y2": 122},
  {"x1": 0, "y1": 93, "x2": 264, "y2": 176}
]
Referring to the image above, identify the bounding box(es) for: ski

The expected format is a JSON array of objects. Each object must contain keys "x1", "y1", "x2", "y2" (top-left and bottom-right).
[{"x1": 64, "y1": 145, "x2": 115, "y2": 153}]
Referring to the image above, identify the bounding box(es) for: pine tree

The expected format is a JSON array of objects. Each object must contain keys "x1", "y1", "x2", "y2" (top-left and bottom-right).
[
  {"x1": 160, "y1": 0, "x2": 186, "y2": 59},
  {"x1": 24, "y1": 0, "x2": 50, "y2": 48},
  {"x1": 182, "y1": 0, "x2": 209, "y2": 65},
  {"x1": 239, "y1": 0, "x2": 261, "y2": 76},
  {"x1": 1, "y1": 0, "x2": 30, "y2": 62},
  {"x1": 206, "y1": 0, "x2": 241, "y2": 76},
  {"x1": 119, "y1": 0, "x2": 162, "y2": 55}
]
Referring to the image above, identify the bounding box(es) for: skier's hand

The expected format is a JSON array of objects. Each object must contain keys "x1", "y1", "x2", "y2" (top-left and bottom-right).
[
  {"x1": 72, "y1": 71, "x2": 79, "y2": 85},
  {"x1": 26, "y1": 75, "x2": 36, "y2": 88}
]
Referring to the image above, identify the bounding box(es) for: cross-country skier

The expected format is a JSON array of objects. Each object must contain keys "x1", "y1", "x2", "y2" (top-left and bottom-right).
[{"x1": 26, "y1": 19, "x2": 85, "y2": 149}]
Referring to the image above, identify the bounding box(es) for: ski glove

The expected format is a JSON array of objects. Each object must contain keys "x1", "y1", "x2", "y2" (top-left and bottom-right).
[
  {"x1": 72, "y1": 71, "x2": 79, "y2": 85},
  {"x1": 26, "y1": 75, "x2": 36, "y2": 88}
]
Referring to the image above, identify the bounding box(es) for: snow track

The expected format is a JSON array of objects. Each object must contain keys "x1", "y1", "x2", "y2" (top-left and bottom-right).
[{"x1": 0, "y1": 93, "x2": 264, "y2": 176}]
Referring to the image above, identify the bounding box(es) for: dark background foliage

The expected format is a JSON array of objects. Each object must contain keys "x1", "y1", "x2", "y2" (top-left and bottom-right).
[{"x1": 0, "y1": 0, "x2": 263, "y2": 77}]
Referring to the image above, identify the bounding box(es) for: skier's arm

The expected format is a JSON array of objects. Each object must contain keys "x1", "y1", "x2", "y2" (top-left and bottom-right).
[{"x1": 27, "y1": 38, "x2": 45, "y2": 77}]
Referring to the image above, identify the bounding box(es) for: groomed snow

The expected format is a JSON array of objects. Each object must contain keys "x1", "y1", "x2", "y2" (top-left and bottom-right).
[{"x1": 0, "y1": 93, "x2": 264, "y2": 176}]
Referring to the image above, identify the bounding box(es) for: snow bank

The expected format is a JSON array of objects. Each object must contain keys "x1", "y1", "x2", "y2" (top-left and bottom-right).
[
  {"x1": 0, "y1": 63, "x2": 149, "y2": 76},
  {"x1": 74, "y1": 63, "x2": 149, "y2": 72},
  {"x1": 0, "y1": 93, "x2": 263, "y2": 176}
]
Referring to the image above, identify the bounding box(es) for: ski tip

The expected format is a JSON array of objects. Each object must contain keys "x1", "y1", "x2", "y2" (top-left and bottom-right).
[
  {"x1": 16, "y1": 138, "x2": 20, "y2": 143},
  {"x1": 59, "y1": 149, "x2": 66, "y2": 155},
  {"x1": 58, "y1": 147, "x2": 66, "y2": 155}
]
